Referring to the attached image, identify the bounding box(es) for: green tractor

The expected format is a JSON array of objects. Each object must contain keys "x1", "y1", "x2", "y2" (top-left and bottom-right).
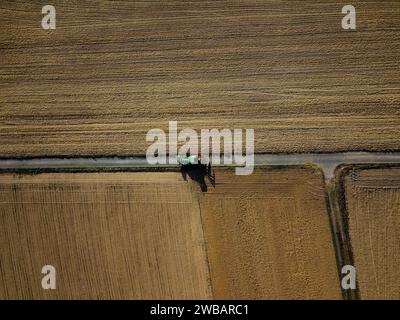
[
  {"x1": 177, "y1": 154, "x2": 214, "y2": 192},
  {"x1": 177, "y1": 154, "x2": 200, "y2": 165}
]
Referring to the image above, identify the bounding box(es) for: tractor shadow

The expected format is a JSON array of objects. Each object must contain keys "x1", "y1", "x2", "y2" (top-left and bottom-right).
[{"x1": 180, "y1": 163, "x2": 215, "y2": 192}]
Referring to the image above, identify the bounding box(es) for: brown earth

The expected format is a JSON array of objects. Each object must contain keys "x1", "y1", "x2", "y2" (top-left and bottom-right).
[
  {"x1": 0, "y1": 172, "x2": 212, "y2": 299},
  {"x1": 1, "y1": 1, "x2": 399, "y2": 157},
  {"x1": 343, "y1": 167, "x2": 400, "y2": 299},
  {"x1": 195, "y1": 167, "x2": 342, "y2": 299},
  {"x1": 0, "y1": 167, "x2": 343, "y2": 299}
]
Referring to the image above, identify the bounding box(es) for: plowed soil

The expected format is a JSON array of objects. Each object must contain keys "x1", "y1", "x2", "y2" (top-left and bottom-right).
[
  {"x1": 196, "y1": 167, "x2": 341, "y2": 299},
  {"x1": 343, "y1": 167, "x2": 400, "y2": 299}
]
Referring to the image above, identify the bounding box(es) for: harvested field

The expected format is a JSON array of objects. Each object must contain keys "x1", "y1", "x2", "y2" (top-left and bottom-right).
[
  {"x1": 1, "y1": 1, "x2": 400, "y2": 157},
  {"x1": 196, "y1": 167, "x2": 341, "y2": 299},
  {"x1": 343, "y1": 167, "x2": 400, "y2": 300},
  {"x1": 0, "y1": 172, "x2": 212, "y2": 299}
]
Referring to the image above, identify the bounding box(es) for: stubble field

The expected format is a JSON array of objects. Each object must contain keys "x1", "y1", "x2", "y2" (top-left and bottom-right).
[
  {"x1": 0, "y1": 172, "x2": 212, "y2": 299},
  {"x1": 1, "y1": 1, "x2": 399, "y2": 157}
]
